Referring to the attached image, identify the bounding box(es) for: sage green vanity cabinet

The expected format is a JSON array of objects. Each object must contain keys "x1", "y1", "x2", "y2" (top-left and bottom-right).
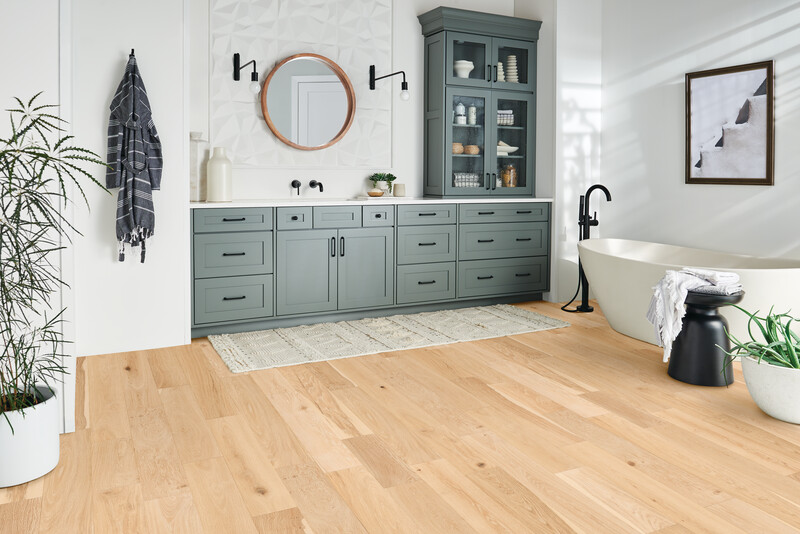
[
  {"x1": 276, "y1": 226, "x2": 394, "y2": 316},
  {"x1": 276, "y1": 229, "x2": 337, "y2": 316},
  {"x1": 191, "y1": 200, "x2": 550, "y2": 336},
  {"x1": 418, "y1": 7, "x2": 541, "y2": 198}
]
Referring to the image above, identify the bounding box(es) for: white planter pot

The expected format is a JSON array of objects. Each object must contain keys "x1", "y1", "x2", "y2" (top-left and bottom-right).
[
  {"x1": 741, "y1": 357, "x2": 800, "y2": 424},
  {"x1": 0, "y1": 386, "x2": 60, "y2": 487}
]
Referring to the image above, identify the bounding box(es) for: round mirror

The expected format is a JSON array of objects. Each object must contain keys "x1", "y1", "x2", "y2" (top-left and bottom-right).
[{"x1": 261, "y1": 53, "x2": 356, "y2": 151}]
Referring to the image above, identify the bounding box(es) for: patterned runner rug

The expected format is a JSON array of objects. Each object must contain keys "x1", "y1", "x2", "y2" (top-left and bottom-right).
[{"x1": 208, "y1": 304, "x2": 569, "y2": 373}]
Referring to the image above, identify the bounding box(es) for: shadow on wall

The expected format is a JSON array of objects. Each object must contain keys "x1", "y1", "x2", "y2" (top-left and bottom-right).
[
  {"x1": 557, "y1": 83, "x2": 601, "y2": 300},
  {"x1": 601, "y1": 1, "x2": 800, "y2": 261}
]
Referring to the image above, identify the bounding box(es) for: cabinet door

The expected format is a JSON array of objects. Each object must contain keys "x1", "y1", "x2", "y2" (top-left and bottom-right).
[
  {"x1": 445, "y1": 31, "x2": 492, "y2": 88},
  {"x1": 337, "y1": 228, "x2": 394, "y2": 310},
  {"x1": 445, "y1": 86, "x2": 492, "y2": 196},
  {"x1": 491, "y1": 38, "x2": 536, "y2": 92},
  {"x1": 491, "y1": 91, "x2": 535, "y2": 196},
  {"x1": 276, "y1": 230, "x2": 337, "y2": 316}
]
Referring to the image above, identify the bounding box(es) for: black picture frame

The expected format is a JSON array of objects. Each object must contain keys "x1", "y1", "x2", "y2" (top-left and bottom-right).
[{"x1": 685, "y1": 60, "x2": 774, "y2": 185}]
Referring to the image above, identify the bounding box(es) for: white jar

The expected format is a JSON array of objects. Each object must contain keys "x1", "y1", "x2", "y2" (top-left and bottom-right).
[{"x1": 206, "y1": 147, "x2": 232, "y2": 202}]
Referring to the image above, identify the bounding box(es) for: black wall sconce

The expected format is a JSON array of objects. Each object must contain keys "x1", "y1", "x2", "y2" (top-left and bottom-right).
[
  {"x1": 233, "y1": 53, "x2": 261, "y2": 94},
  {"x1": 369, "y1": 65, "x2": 410, "y2": 101}
]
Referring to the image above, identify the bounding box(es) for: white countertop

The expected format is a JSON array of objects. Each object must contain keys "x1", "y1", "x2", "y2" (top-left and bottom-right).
[{"x1": 190, "y1": 197, "x2": 553, "y2": 208}]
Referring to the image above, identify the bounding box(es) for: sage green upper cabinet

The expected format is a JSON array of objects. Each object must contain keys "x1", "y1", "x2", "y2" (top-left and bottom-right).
[{"x1": 419, "y1": 7, "x2": 541, "y2": 198}]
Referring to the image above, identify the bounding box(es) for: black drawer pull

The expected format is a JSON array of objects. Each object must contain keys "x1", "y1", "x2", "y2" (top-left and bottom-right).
[
  {"x1": 418, "y1": 212, "x2": 437, "y2": 217},
  {"x1": 477, "y1": 239, "x2": 494, "y2": 243},
  {"x1": 477, "y1": 275, "x2": 494, "y2": 280},
  {"x1": 222, "y1": 217, "x2": 246, "y2": 222},
  {"x1": 223, "y1": 296, "x2": 246, "y2": 301},
  {"x1": 478, "y1": 211, "x2": 495, "y2": 215},
  {"x1": 330, "y1": 237, "x2": 336, "y2": 257},
  {"x1": 222, "y1": 252, "x2": 246, "y2": 257},
  {"x1": 375, "y1": 213, "x2": 382, "y2": 218},
  {"x1": 418, "y1": 280, "x2": 437, "y2": 285},
  {"x1": 515, "y1": 273, "x2": 531, "y2": 277},
  {"x1": 516, "y1": 210, "x2": 532, "y2": 214},
  {"x1": 340, "y1": 236, "x2": 345, "y2": 257},
  {"x1": 418, "y1": 242, "x2": 437, "y2": 247},
  {"x1": 291, "y1": 215, "x2": 299, "y2": 221},
  {"x1": 515, "y1": 238, "x2": 532, "y2": 242}
]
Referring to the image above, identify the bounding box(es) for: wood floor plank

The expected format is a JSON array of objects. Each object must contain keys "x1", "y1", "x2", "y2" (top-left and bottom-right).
[
  {"x1": 388, "y1": 479, "x2": 481, "y2": 534},
  {"x1": 141, "y1": 492, "x2": 204, "y2": 534},
  {"x1": 92, "y1": 483, "x2": 146, "y2": 533},
  {"x1": 177, "y1": 344, "x2": 238, "y2": 419},
  {"x1": 74, "y1": 356, "x2": 88, "y2": 431},
  {"x1": 252, "y1": 507, "x2": 308, "y2": 534},
  {"x1": 87, "y1": 353, "x2": 131, "y2": 441},
  {"x1": 327, "y1": 466, "x2": 423, "y2": 534},
  {"x1": 208, "y1": 415, "x2": 296, "y2": 517},
  {"x1": 159, "y1": 385, "x2": 221, "y2": 463},
  {"x1": 148, "y1": 346, "x2": 190, "y2": 389},
  {"x1": 277, "y1": 463, "x2": 367, "y2": 534},
  {"x1": 343, "y1": 434, "x2": 418, "y2": 488},
  {"x1": 0, "y1": 498, "x2": 40, "y2": 534},
  {"x1": 120, "y1": 350, "x2": 163, "y2": 417},
  {"x1": 38, "y1": 430, "x2": 92, "y2": 534},
  {"x1": 252, "y1": 369, "x2": 361, "y2": 472},
  {"x1": 128, "y1": 407, "x2": 189, "y2": 500},
  {"x1": 184, "y1": 457, "x2": 258, "y2": 534},
  {"x1": 91, "y1": 438, "x2": 139, "y2": 492},
  {"x1": 0, "y1": 475, "x2": 43, "y2": 505}
]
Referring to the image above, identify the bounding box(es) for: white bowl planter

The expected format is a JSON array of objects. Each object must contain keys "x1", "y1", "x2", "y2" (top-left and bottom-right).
[
  {"x1": 0, "y1": 386, "x2": 60, "y2": 487},
  {"x1": 741, "y1": 357, "x2": 800, "y2": 424}
]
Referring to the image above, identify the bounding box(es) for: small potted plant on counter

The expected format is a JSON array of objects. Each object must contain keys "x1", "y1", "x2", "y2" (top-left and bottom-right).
[
  {"x1": 0, "y1": 94, "x2": 105, "y2": 487},
  {"x1": 368, "y1": 172, "x2": 397, "y2": 194},
  {"x1": 724, "y1": 306, "x2": 800, "y2": 424}
]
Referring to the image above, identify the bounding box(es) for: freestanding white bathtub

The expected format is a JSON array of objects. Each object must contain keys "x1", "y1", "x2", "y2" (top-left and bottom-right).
[{"x1": 577, "y1": 238, "x2": 800, "y2": 345}]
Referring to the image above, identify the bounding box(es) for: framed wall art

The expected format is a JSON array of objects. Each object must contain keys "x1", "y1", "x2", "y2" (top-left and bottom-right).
[{"x1": 685, "y1": 60, "x2": 774, "y2": 185}]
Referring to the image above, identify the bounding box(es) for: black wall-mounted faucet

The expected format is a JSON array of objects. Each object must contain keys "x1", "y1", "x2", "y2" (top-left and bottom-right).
[
  {"x1": 290, "y1": 179, "x2": 301, "y2": 195},
  {"x1": 309, "y1": 180, "x2": 324, "y2": 193}
]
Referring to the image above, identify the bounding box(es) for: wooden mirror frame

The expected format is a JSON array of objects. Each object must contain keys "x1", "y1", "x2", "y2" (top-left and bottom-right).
[{"x1": 260, "y1": 53, "x2": 356, "y2": 151}]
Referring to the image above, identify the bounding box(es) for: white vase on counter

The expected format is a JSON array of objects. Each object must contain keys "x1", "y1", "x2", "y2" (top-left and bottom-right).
[{"x1": 206, "y1": 147, "x2": 232, "y2": 202}]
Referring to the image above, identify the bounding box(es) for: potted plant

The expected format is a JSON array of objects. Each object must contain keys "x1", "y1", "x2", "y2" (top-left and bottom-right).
[
  {"x1": 0, "y1": 94, "x2": 105, "y2": 487},
  {"x1": 724, "y1": 306, "x2": 800, "y2": 424},
  {"x1": 368, "y1": 172, "x2": 397, "y2": 194}
]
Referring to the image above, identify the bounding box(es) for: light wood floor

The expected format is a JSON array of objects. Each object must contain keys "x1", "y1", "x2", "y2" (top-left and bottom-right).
[{"x1": 3, "y1": 302, "x2": 800, "y2": 533}]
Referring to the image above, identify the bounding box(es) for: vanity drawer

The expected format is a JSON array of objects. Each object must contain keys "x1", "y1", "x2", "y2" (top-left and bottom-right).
[
  {"x1": 457, "y1": 257, "x2": 548, "y2": 298},
  {"x1": 397, "y1": 204, "x2": 457, "y2": 225},
  {"x1": 397, "y1": 262, "x2": 456, "y2": 304},
  {"x1": 193, "y1": 208, "x2": 273, "y2": 233},
  {"x1": 363, "y1": 205, "x2": 394, "y2": 227},
  {"x1": 313, "y1": 206, "x2": 362, "y2": 228},
  {"x1": 277, "y1": 207, "x2": 312, "y2": 230},
  {"x1": 459, "y1": 203, "x2": 549, "y2": 224},
  {"x1": 193, "y1": 232, "x2": 273, "y2": 279},
  {"x1": 458, "y1": 222, "x2": 548, "y2": 261},
  {"x1": 194, "y1": 274, "x2": 274, "y2": 325},
  {"x1": 397, "y1": 225, "x2": 456, "y2": 264}
]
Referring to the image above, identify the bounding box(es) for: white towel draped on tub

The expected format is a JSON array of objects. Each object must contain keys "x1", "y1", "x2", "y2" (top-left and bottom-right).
[{"x1": 646, "y1": 268, "x2": 742, "y2": 362}]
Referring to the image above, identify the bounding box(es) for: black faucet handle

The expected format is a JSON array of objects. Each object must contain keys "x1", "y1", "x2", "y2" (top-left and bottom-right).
[
  {"x1": 309, "y1": 180, "x2": 324, "y2": 193},
  {"x1": 290, "y1": 179, "x2": 301, "y2": 195}
]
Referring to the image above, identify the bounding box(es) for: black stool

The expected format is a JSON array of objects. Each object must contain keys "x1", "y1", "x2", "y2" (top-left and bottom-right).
[{"x1": 668, "y1": 290, "x2": 744, "y2": 386}]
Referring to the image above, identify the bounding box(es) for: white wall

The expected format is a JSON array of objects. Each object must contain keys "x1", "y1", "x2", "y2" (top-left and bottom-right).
[
  {"x1": 601, "y1": 0, "x2": 800, "y2": 259},
  {"x1": 0, "y1": 0, "x2": 72, "y2": 432},
  {"x1": 190, "y1": 0, "x2": 516, "y2": 201},
  {"x1": 70, "y1": 0, "x2": 190, "y2": 356}
]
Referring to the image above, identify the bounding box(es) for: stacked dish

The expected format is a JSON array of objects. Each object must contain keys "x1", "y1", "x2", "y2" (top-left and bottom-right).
[
  {"x1": 453, "y1": 172, "x2": 482, "y2": 187},
  {"x1": 497, "y1": 140, "x2": 519, "y2": 156},
  {"x1": 497, "y1": 61, "x2": 505, "y2": 82},
  {"x1": 497, "y1": 109, "x2": 514, "y2": 126},
  {"x1": 506, "y1": 55, "x2": 518, "y2": 83}
]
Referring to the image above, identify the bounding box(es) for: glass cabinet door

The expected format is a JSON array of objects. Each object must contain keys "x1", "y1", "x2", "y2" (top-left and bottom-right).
[
  {"x1": 492, "y1": 91, "x2": 534, "y2": 196},
  {"x1": 445, "y1": 32, "x2": 492, "y2": 88},
  {"x1": 445, "y1": 87, "x2": 489, "y2": 196},
  {"x1": 492, "y1": 38, "x2": 536, "y2": 92}
]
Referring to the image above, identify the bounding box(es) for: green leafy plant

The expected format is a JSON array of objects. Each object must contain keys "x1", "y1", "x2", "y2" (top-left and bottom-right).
[
  {"x1": 0, "y1": 94, "x2": 106, "y2": 430},
  {"x1": 368, "y1": 172, "x2": 397, "y2": 193},
  {"x1": 724, "y1": 305, "x2": 800, "y2": 369}
]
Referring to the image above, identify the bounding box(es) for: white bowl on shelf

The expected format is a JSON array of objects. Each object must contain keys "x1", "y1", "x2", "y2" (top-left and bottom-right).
[{"x1": 496, "y1": 146, "x2": 518, "y2": 155}]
